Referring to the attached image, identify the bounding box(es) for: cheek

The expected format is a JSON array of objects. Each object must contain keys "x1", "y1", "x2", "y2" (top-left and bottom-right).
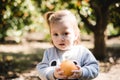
[
  {"x1": 67, "y1": 36, "x2": 76, "y2": 43},
  {"x1": 67, "y1": 34, "x2": 75, "y2": 40},
  {"x1": 52, "y1": 37, "x2": 58, "y2": 42}
]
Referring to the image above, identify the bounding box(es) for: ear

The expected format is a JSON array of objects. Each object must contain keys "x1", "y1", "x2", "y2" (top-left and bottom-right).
[{"x1": 49, "y1": 60, "x2": 57, "y2": 66}]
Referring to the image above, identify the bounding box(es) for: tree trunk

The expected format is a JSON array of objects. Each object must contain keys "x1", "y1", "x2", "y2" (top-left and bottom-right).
[{"x1": 93, "y1": 31, "x2": 106, "y2": 60}]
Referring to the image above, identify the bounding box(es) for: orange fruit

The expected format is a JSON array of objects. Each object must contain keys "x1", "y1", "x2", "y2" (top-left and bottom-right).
[{"x1": 60, "y1": 60, "x2": 78, "y2": 77}]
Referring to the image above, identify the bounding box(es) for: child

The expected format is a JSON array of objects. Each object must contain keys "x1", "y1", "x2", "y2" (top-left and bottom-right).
[{"x1": 36, "y1": 10, "x2": 99, "y2": 80}]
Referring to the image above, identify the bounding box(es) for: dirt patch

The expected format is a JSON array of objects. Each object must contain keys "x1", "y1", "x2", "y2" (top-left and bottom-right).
[{"x1": 0, "y1": 36, "x2": 120, "y2": 80}]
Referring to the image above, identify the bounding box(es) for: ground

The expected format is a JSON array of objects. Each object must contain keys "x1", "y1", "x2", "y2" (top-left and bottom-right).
[
  {"x1": 0, "y1": 35, "x2": 120, "y2": 80},
  {"x1": 12, "y1": 63, "x2": 120, "y2": 80}
]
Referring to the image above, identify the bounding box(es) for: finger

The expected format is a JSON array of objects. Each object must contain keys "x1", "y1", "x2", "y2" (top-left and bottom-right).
[
  {"x1": 71, "y1": 70, "x2": 81, "y2": 78},
  {"x1": 68, "y1": 75, "x2": 74, "y2": 79},
  {"x1": 58, "y1": 70, "x2": 64, "y2": 75},
  {"x1": 72, "y1": 70, "x2": 80, "y2": 73},
  {"x1": 57, "y1": 75, "x2": 67, "y2": 79},
  {"x1": 57, "y1": 74, "x2": 67, "y2": 79},
  {"x1": 76, "y1": 65, "x2": 81, "y2": 69},
  {"x1": 73, "y1": 73, "x2": 79, "y2": 78},
  {"x1": 56, "y1": 67, "x2": 61, "y2": 71}
]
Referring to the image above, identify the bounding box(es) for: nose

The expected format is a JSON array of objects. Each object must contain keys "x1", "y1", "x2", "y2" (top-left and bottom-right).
[{"x1": 60, "y1": 35, "x2": 65, "y2": 41}]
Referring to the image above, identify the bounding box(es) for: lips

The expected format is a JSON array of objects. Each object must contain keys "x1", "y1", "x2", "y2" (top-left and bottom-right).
[{"x1": 59, "y1": 43, "x2": 65, "y2": 46}]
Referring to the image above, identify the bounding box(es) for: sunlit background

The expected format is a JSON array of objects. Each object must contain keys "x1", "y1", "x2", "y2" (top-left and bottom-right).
[{"x1": 0, "y1": 0, "x2": 120, "y2": 80}]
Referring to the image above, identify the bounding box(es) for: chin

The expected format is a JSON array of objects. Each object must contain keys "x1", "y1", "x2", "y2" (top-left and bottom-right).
[{"x1": 59, "y1": 47, "x2": 70, "y2": 51}]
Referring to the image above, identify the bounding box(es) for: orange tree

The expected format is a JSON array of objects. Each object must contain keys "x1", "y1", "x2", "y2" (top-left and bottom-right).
[
  {"x1": 0, "y1": 0, "x2": 33, "y2": 43},
  {"x1": 76, "y1": 0, "x2": 120, "y2": 60},
  {"x1": 1, "y1": 0, "x2": 119, "y2": 60},
  {"x1": 35, "y1": 0, "x2": 120, "y2": 60}
]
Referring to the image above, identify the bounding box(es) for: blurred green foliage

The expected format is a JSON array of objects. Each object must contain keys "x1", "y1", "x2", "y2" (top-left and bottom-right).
[
  {"x1": 0, "y1": 0, "x2": 119, "y2": 43},
  {"x1": 107, "y1": 23, "x2": 120, "y2": 36},
  {"x1": 0, "y1": 0, "x2": 46, "y2": 43}
]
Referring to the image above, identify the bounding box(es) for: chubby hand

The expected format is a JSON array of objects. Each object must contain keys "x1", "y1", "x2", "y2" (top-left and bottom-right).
[
  {"x1": 68, "y1": 65, "x2": 82, "y2": 79},
  {"x1": 54, "y1": 66, "x2": 67, "y2": 79}
]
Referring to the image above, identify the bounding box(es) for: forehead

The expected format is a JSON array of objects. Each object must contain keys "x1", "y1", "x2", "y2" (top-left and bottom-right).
[{"x1": 50, "y1": 21, "x2": 74, "y2": 32}]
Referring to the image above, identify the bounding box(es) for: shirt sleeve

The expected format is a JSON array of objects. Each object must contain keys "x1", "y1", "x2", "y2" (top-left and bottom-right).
[
  {"x1": 80, "y1": 47, "x2": 99, "y2": 80},
  {"x1": 36, "y1": 49, "x2": 56, "y2": 80}
]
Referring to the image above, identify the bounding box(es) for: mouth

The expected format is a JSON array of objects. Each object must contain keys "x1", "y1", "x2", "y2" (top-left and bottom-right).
[{"x1": 59, "y1": 43, "x2": 65, "y2": 46}]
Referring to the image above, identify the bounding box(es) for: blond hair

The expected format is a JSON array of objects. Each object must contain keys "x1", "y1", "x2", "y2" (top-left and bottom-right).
[{"x1": 45, "y1": 10, "x2": 80, "y2": 45}]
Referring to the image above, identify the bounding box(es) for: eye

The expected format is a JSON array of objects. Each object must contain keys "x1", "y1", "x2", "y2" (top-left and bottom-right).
[
  {"x1": 53, "y1": 33, "x2": 58, "y2": 36},
  {"x1": 73, "y1": 61, "x2": 77, "y2": 65},
  {"x1": 64, "y1": 32, "x2": 69, "y2": 35},
  {"x1": 51, "y1": 61, "x2": 57, "y2": 66},
  {"x1": 73, "y1": 60, "x2": 78, "y2": 65}
]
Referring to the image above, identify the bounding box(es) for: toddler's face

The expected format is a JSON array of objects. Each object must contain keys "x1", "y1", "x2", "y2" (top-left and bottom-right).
[{"x1": 50, "y1": 21, "x2": 76, "y2": 50}]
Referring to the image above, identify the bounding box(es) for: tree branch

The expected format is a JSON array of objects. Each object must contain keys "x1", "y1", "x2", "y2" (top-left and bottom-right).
[
  {"x1": 90, "y1": 1, "x2": 101, "y2": 26},
  {"x1": 77, "y1": 7, "x2": 95, "y2": 32},
  {"x1": 90, "y1": 1, "x2": 108, "y2": 31}
]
